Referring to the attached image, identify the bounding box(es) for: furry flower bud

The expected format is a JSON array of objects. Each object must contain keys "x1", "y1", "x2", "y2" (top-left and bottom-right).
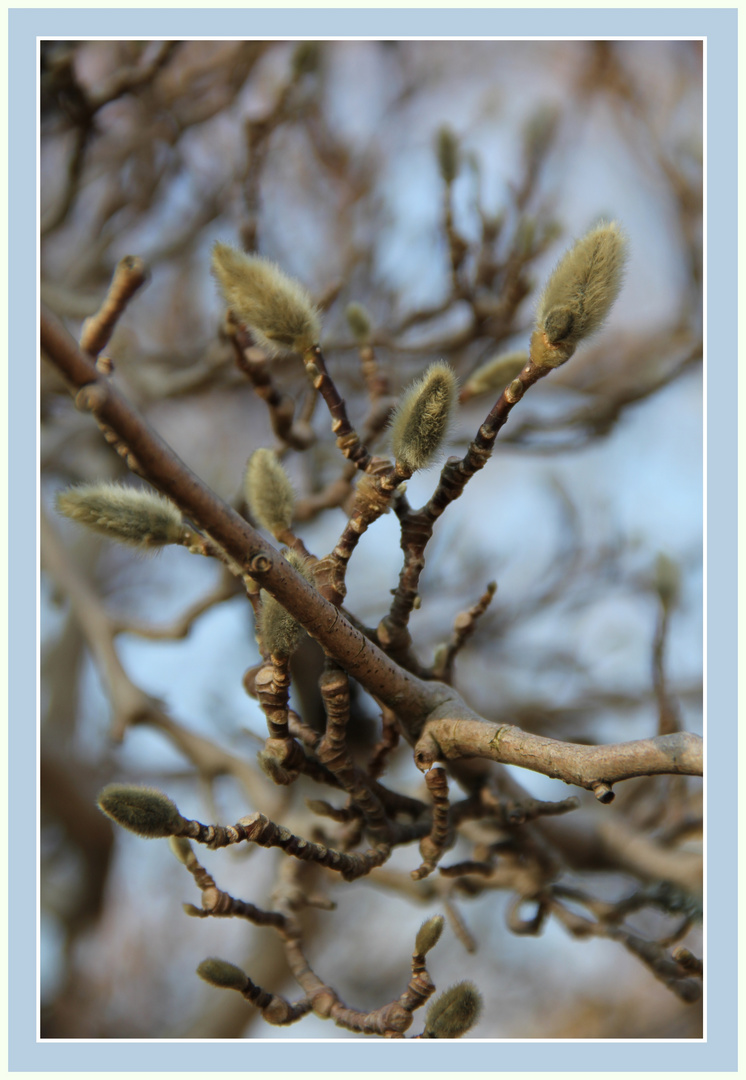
[
  {"x1": 415, "y1": 915, "x2": 445, "y2": 956},
  {"x1": 56, "y1": 483, "x2": 184, "y2": 549},
  {"x1": 390, "y1": 362, "x2": 457, "y2": 473},
  {"x1": 345, "y1": 302, "x2": 372, "y2": 344},
  {"x1": 197, "y1": 958, "x2": 248, "y2": 991},
  {"x1": 655, "y1": 552, "x2": 680, "y2": 611},
  {"x1": 260, "y1": 550, "x2": 316, "y2": 658},
  {"x1": 436, "y1": 126, "x2": 460, "y2": 184},
  {"x1": 532, "y1": 221, "x2": 628, "y2": 367},
  {"x1": 169, "y1": 836, "x2": 193, "y2": 865},
  {"x1": 423, "y1": 981, "x2": 482, "y2": 1039},
  {"x1": 211, "y1": 243, "x2": 321, "y2": 357},
  {"x1": 97, "y1": 784, "x2": 185, "y2": 838},
  {"x1": 244, "y1": 449, "x2": 295, "y2": 536},
  {"x1": 461, "y1": 351, "x2": 529, "y2": 401}
]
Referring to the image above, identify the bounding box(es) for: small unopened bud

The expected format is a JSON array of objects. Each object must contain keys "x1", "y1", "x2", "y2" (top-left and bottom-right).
[
  {"x1": 523, "y1": 105, "x2": 559, "y2": 164},
  {"x1": 345, "y1": 302, "x2": 372, "y2": 344},
  {"x1": 423, "y1": 981, "x2": 482, "y2": 1038},
  {"x1": 533, "y1": 221, "x2": 628, "y2": 367},
  {"x1": 461, "y1": 351, "x2": 529, "y2": 401},
  {"x1": 211, "y1": 243, "x2": 321, "y2": 357},
  {"x1": 415, "y1": 915, "x2": 445, "y2": 956},
  {"x1": 56, "y1": 483, "x2": 183, "y2": 549},
  {"x1": 97, "y1": 784, "x2": 184, "y2": 838},
  {"x1": 260, "y1": 550, "x2": 316, "y2": 657},
  {"x1": 515, "y1": 216, "x2": 536, "y2": 256},
  {"x1": 244, "y1": 449, "x2": 295, "y2": 536},
  {"x1": 292, "y1": 40, "x2": 320, "y2": 78},
  {"x1": 169, "y1": 836, "x2": 193, "y2": 865},
  {"x1": 390, "y1": 362, "x2": 457, "y2": 473},
  {"x1": 436, "y1": 126, "x2": 460, "y2": 185},
  {"x1": 655, "y1": 552, "x2": 680, "y2": 611},
  {"x1": 197, "y1": 958, "x2": 248, "y2": 991}
]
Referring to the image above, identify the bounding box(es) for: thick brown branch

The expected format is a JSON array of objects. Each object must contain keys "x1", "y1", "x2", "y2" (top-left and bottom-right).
[
  {"x1": 40, "y1": 304, "x2": 442, "y2": 730},
  {"x1": 415, "y1": 718, "x2": 703, "y2": 800}
]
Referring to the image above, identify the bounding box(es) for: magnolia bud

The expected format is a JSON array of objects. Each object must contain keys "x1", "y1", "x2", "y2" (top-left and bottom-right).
[
  {"x1": 461, "y1": 351, "x2": 529, "y2": 401},
  {"x1": 260, "y1": 550, "x2": 316, "y2": 658},
  {"x1": 533, "y1": 221, "x2": 628, "y2": 367},
  {"x1": 211, "y1": 243, "x2": 321, "y2": 357},
  {"x1": 390, "y1": 362, "x2": 457, "y2": 473},
  {"x1": 197, "y1": 958, "x2": 248, "y2": 991},
  {"x1": 423, "y1": 981, "x2": 482, "y2": 1038},
  {"x1": 244, "y1": 449, "x2": 295, "y2": 536},
  {"x1": 415, "y1": 915, "x2": 445, "y2": 956},
  {"x1": 56, "y1": 483, "x2": 183, "y2": 549},
  {"x1": 97, "y1": 784, "x2": 184, "y2": 838},
  {"x1": 345, "y1": 302, "x2": 372, "y2": 344}
]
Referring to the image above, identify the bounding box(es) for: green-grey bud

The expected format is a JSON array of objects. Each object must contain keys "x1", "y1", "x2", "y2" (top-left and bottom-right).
[
  {"x1": 197, "y1": 958, "x2": 248, "y2": 991},
  {"x1": 423, "y1": 981, "x2": 483, "y2": 1038},
  {"x1": 169, "y1": 836, "x2": 193, "y2": 865},
  {"x1": 244, "y1": 449, "x2": 295, "y2": 536},
  {"x1": 436, "y1": 126, "x2": 460, "y2": 185},
  {"x1": 260, "y1": 550, "x2": 316, "y2": 657},
  {"x1": 56, "y1": 483, "x2": 184, "y2": 549},
  {"x1": 212, "y1": 242, "x2": 321, "y2": 357},
  {"x1": 532, "y1": 221, "x2": 628, "y2": 367},
  {"x1": 655, "y1": 552, "x2": 680, "y2": 611},
  {"x1": 390, "y1": 362, "x2": 457, "y2": 473},
  {"x1": 97, "y1": 784, "x2": 184, "y2": 838},
  {"x1": 415, "y1": 915, "x2": 445, "y2": 956},
  {"x1": 461, "y1": 351, "x2": 529, "y2": 401},
  {"x1": 345, "y1": 302, "x2": 372, "y2": 344}
]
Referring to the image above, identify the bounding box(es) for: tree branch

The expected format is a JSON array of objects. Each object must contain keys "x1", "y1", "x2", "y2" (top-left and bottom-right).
[{"x1": 414, "y1": 718, "x2": 702, "y2": 802}]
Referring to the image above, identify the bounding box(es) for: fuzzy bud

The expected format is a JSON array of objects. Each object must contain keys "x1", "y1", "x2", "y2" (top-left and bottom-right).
[
  {"x1": 292, "y1": 41, "x2": 320, "y2": 78},
  {"x1": 97, "y1": 784, "x2": 184, "y2": 838},
  {"x1": 532, "y1": 221, "x2": 628, "y2": 367},
  {"x1": 655, "y1": 552, "x2": 680, "y2": 611},
  {"x1": 436, "y1": 126, "x2": 460, "y2": 185},
  {"x1": 169, "y1": 836, "x2": 193, "y2": 865},
  {"x1": 423, "y1": 981, "x2": 483, "y2": 1039},
  {"x1": 390, "y1": 362, "x2": 457, "y2": 473},
  {"x1": 211, "y1": 243, "x2": 321, "y2": 357},
  {"x1": 415, "y1": 915, "x2": 445, "y2": 956},
  {"x1": 244, "y1": 449, "x2": 295, "y2": 536},
  {"x1": 260, "y1": 550, "x2": 316, "y2": 658},
  {"x1": 345, "y1": 302, "x2": 372, "y2": 344},
  {"x1": 461, "y1": 351, "x2": 529, "y2": 401},
  {"x1": 197, "y1": 958, "x2": 248, "y2": 991},
  {"x1": 56, "y1": 483, "x2": 183, "y2": 549},
  {"x1": 523, "y1": 105, "x2": 559, "y2": 165}
]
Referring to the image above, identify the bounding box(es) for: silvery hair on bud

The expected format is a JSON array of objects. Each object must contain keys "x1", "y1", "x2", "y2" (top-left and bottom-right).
[
  {"x1": 533, "y1": 220, "x2": 628, "y2": 367},
  {"x1": 56, "y1": 483, "x2": 184, "y2": 549},
  {"x1": 97, "y1": 784, "x2": 185, "y2": 838},
  {"x1": 260, "y1": 550, "x2": 316, "y2": 658},
  {"x1": 244, "y1": 449, "x2": 295, "y2": 536},
  {"x1": 390, "y1": 362, "x2": 457, "y2": 473},
  {"x1": 211, "y1": 242, "x2": 321, "y2": 357},
  {"x1": 423, "y1": 981, "x2": 483, "y2": 1039}
]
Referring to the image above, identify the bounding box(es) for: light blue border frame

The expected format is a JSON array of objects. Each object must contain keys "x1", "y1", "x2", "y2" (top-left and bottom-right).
[{"x1": 17, "y1": 8, "x2": 735, "y2": 1073}]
